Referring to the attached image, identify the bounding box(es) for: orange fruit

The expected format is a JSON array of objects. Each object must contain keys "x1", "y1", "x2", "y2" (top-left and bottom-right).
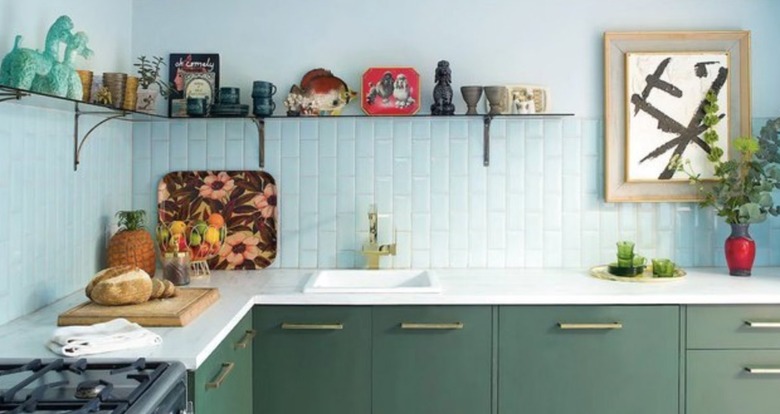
[{"x1": 207, "y1": 213, "x2": 225, "y2": 229}]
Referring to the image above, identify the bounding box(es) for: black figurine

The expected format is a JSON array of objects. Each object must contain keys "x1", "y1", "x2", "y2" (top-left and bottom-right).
[{"x1": 431, "y1": 60, "x2": 455, "y2": 115}]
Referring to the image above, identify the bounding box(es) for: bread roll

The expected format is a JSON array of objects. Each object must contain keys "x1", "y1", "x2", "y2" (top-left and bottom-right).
[
  {"x1": 162, "y1": 280, "x2": 176, "y2": 298},
  {"x1": 86, "y1": 266, "x2": 152, "y2": 306},
  {"x1": 150, "y1": 279, "x2": 166, "y2": 299}
]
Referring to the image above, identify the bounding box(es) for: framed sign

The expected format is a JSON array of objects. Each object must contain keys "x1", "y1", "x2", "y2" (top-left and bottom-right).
[
  {"x1": 361, "y1": 67, "x2": 421, "y2": 115},
  {"x1": 604, "y1": 31, "x2": 751, "y2": 202}
]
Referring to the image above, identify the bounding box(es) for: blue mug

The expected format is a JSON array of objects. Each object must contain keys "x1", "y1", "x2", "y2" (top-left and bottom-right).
[
  {"x1": 252, "y1": 81, "x2": 277, "y2": 98},
  {"x1": 219, "y1": 87, "x2": 240, "y2": 105},
  {"x1": 186, "y1": 97, "x2": 210, "y2": 117},
  {"x1": 253, "y1": 97, "x2": 276, "y2": 117}
]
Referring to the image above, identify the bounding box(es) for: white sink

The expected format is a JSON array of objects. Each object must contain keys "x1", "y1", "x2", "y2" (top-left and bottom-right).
[{"x1": 303, "y1": 270, "x2": 442, "y2": 294}]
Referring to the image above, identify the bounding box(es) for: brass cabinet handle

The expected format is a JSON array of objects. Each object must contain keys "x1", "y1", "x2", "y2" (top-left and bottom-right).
[
  {"x1": 234, "y1": 329, "x2": 257, "y2": 349},
  {"x1": 281, "y1": 323, "x2": 344, "y2": 330},
  {"x1": 401, "y1": 322, "x2": 464, "y2": 330},
  {"x1": 744, "y1": 321, "x2": 780, "y2": 328},
  {"x1": 744, "y1": 367, "x2": 780, "y2": 374},
  {"x1": 557, "y1": 322, "x2": 623, "y2": 330},
  {"x1": 206, "y1": 362, "x2": 235, "y2": 389}
]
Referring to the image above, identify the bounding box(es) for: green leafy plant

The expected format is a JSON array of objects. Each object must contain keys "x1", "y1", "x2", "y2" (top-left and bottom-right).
[
  {"x1": 134, "y1": 55, "x2": 174, "y2": 97},
  {"x1": 675, "y1": 91, "x2": 780, "y2": 224},
  {"x1": 116, "y1": 210, "x2": 147, "y2": 231}
]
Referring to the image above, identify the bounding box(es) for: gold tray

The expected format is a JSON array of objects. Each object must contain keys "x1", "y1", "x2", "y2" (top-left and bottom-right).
[{"x1": 589, "y1": 265, "x2": 686, "y2": 283}]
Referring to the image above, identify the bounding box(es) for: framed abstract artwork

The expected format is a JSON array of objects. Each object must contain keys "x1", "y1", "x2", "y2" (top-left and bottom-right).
[{"x1": 604, "y1": 31, "x2": 751, "y2": 202}]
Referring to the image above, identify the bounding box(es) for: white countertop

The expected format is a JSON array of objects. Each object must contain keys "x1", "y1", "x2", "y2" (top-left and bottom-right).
[{"x1": 2, "y1": 267, "x2": 780, "y2": 369}]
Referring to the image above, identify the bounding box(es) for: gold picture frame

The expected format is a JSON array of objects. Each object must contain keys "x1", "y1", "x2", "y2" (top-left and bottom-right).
[{"x1": 604, "y1": 31, "x2": 751, "y2": 202}]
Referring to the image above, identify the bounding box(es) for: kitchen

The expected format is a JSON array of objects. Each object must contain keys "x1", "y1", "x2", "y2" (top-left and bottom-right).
[{"x1": 1, "y1": 0, "x2": 780, "y2": 413}]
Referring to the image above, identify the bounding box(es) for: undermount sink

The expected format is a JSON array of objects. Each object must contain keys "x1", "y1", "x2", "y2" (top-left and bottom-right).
[{"x1": 302, "y1": 270, "x2": 442, "y2": 294}]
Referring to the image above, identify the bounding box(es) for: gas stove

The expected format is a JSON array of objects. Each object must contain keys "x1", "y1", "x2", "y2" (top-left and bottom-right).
[{"x1": 0, "y1": 358, "x2": 188, "y2": 414}]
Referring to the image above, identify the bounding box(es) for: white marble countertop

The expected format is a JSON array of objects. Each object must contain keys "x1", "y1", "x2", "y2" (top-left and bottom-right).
[{"x1": 2, "y1": 267, "x2": 780, "y2": 369}]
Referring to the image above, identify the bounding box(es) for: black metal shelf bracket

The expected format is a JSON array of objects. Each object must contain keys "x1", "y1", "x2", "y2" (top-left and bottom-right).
[
  {"x1": 483, "y1": 115, "x2": 494, "y2": 167},
  {"x1": 0, "y1": 88, "x2": 26, "y2": 103},
  {"x1": 249, "y1": 118, "x2": 265, "y2": 169},
  {"x1": 73, "y1": 103, "x2": 128, "y2": 171}
]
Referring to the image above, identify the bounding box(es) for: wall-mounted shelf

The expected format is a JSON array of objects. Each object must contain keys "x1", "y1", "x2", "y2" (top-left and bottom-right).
[{"x1": 0, "y1": 84, "x2": 573, "y2": 169}]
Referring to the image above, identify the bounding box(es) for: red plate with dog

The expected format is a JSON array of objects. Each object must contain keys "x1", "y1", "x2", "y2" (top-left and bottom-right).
[{"x1": 361, "y1": 67, "x2": 421, "y2": 115}]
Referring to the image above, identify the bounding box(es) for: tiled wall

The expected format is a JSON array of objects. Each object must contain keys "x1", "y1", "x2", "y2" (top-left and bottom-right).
[
  {"x1": 132, "y1": 116, "x2": 780, "y2": 270},
  {"x1": 0, "y1": 103, "x2": 132, "y2": 324}
]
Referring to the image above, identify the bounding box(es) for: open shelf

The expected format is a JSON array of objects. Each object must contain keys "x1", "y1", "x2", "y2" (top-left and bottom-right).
[{"x1": 1, "y1": 84, "x2": 574, "y2": 169}]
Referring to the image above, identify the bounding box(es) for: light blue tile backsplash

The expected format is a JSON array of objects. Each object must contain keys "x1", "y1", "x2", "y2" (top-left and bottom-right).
[
  {"x1": 0, "y1": 103, "x2": 132, "y2": 324},
  {"x1": 130, "y1": 116, "x2": 780, "y2": 270}
]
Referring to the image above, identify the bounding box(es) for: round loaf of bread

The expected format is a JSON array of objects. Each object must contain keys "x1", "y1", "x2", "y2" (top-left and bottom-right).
[{"x1": 86, "y1": 266, "x2": 153, "y2": 306}]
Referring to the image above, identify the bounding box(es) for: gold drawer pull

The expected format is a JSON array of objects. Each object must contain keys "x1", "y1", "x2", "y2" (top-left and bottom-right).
[
  {"x1": 401, "y1": 322, "x2": 464, "y2": 330},
  {"x1": 745, "y1": 367, "x2": 780, "y2": 374},
  {"x1": 745, "y1": 321, "x2": 780, "y2": 328},
  {"x1": 234, "y1": 329, "x2": 257, "y2": 349},
  {"x1": 206, "y1": 362, "x2": 235, "y2": 389},
  {"x1": 558, "y1": 322, "x2": 623, "y2": 330},
  {"x1": 281, "y1": 323, "x2": 344, "y2": 330}
]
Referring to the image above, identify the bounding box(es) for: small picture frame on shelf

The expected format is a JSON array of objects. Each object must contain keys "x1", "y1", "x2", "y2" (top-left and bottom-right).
[
  {"x1": 361, "y1": 67, "x2": 421, "y2": 116},
  {"x1": 168, "y1": 53, "x2": 220, "y2": 118},
  {"x1": 483, "y1": 85, "x2": 550, "y2": 115}
]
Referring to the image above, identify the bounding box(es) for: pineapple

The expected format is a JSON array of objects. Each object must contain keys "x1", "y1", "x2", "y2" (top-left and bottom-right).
[{"x1": 107, "y1": 210, "x2": 156, "y2": 276}]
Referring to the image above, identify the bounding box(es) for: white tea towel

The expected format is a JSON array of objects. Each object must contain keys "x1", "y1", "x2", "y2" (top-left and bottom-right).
[{"x1": 48, "y1": 318, "x2": 162, "y2": 357}]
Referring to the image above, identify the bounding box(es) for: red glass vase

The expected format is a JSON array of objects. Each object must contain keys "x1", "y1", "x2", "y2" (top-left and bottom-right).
[{"x1": 724, "y1": 223, "x2": 755, "y2": 276}]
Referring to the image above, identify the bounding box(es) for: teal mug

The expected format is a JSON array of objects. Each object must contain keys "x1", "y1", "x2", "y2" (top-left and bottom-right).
[
  {"x1": 186, "y1": 97, "x2": 210, "y2": 117},
  {"x1": 252, "y1": 81, "x2": 277, "y2": 98},
  {"x1": 253, "y1": 97, "x2": 276, "y2": 117}
]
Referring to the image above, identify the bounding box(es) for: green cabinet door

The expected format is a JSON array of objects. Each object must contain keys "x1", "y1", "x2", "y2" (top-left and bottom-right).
[
  {"x1": 499, "y1": 306, "x2": 679, "y2": 414},
  {"x1": 253, "y1": 306, "x2": 371, "y2": 414},
  {"x1": 688, "y1": 350, "x2": 780, "y2": 414},
  {"x1": 372, "y1": 306, "x2": 492, "y2": 414},
  {"x1": 190, "y1": 311, "x2": 254, "y2": 414}
]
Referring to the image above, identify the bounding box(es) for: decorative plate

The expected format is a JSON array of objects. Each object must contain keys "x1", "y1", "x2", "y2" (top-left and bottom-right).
[
  {"x1": 361, "y1": 67, "x2": 420, "y2": 116},
  {"x1": 589, "y1": 265, "x2": 686, "y2": 283},
  {"x1": 158, "y1": 171, "x2": 277, "y2": 270}
]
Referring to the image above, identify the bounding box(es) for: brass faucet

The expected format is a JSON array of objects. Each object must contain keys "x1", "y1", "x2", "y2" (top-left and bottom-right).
[{"x1": 362, "y1": 204, "x2": 396, "y2": 269}]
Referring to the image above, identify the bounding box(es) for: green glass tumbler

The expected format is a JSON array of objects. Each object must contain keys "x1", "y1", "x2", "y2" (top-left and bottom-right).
[
  {"x1": 616, "y1": 241, "x2": 635, "y2": 267},
  {"x1": 652, "y1": 259, "x2": 675, "y2": 277}
]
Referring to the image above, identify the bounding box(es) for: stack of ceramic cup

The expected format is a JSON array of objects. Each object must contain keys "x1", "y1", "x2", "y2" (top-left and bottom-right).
[
  {"x1": 123, "y1": 76, "x2": 139, "y2": 111},
  {"x1": 103, "y1": 72, "x2": 127, "y2": 109},
  {"x1": 76, "y1": 70, "x2": 93, "y2": 102},
  {"x1": 209, "y1": 87, "x2": 249, "y2": 117},
  {"x1": 252, "y1": 81, "x2": 277, "y2": 117}
]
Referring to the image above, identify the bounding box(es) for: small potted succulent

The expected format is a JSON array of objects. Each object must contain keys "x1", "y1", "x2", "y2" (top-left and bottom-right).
[
  {"x1": 675, "y1": 91, "x2": 780, "y2": 276},
  {"x1": 134, "y1": 55, "x2": 173, "y2": 114}
]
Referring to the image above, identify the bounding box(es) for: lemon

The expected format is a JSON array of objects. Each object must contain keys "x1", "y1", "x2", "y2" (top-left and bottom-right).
[
  {"x1": 170, "y1": 220, "x2": 187, "y2": 235},
  {"x1": 204, "y1": 227, "x2": 220, "y2": 244}
]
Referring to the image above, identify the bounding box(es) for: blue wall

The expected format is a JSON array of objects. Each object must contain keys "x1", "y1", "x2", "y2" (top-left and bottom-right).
[
  {"x1": 129, "y1": 0, "x2": 780, "y2": 270},
  {"x1": 0, "y1": 2, "x2": 133, "y2": 324}
]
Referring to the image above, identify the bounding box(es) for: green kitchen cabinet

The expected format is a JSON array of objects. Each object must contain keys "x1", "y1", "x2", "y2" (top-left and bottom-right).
[
  {"x1": 253, "y1": 306, "x2": 371, "y2": 414},
  {"x1": 686, "y1": 305, "x2": 780, "y2": 414},
  {"x1": 687, "y1": 350, "x2": 780, "y2": 414},
  {"x1": 372, "y1": 306, "x2": 492, "y2": 414},
  {"x1": 190, "y1": 311, "x2": 254, "y2": 414},
  {"x1": 499, "y1": 305, "x2": 679, "y2": 414}
]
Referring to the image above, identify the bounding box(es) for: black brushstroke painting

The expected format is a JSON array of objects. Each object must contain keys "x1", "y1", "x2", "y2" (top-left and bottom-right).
[{"x1": 630, "y1": 56, "x2": 728, "y2": 180}]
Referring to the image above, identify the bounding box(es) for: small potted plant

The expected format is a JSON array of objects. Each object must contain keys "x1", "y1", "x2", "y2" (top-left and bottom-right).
[
  {"x1": 134, "y1": 55, "x2": 173, "y2": 114},
  {"x1": 675, "y1": 91, "x2": 780, "y2": 276}
]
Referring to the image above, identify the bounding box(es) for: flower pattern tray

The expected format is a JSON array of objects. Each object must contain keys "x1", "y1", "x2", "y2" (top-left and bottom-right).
[
  {"x1": 589, "y1": 265, "x2": 686, "y2": 282},
  {"x1": 158, "y1": 171, "x2": 277, "y2": 270}
]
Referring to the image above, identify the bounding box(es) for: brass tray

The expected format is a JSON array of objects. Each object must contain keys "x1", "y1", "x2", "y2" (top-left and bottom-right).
[{"x1": 589, "y1": 265, "x2": 686, "y2": 283}]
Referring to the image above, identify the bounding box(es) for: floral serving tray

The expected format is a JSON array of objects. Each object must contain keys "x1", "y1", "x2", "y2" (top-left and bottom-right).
[
  {"x1": 158, "y1": 171, "x2": 277, "y2": 270},
  {"x1": 589, "y1": 265, "x2": 686, "y2": 283}
]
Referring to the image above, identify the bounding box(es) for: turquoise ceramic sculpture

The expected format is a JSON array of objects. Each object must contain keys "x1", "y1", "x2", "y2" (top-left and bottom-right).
[{"x1": 0, "y1": 15, "x2": 91, "y2": 99}]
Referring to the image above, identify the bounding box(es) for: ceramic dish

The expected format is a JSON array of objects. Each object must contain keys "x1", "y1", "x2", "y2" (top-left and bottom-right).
[
  {"x1": 607, "y1": 264, "x2": 646, "y2": 276},
  {"x1": 589, "y1": 265, "x2": 686, "y2": 283}
]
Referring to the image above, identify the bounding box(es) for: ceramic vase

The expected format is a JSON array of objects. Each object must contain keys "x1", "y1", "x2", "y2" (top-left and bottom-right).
[
  {"x1": 461, "y1": 86, "x2": 483, "y2": 115},
  {"x1": 136, "y1": 88, "x2": 158, "y2": 114},
  {"x1": 725, "y1": 223, "x2": 755, "y2": 276},
  {"x1": 484, "y1": 86, "x2": 506, "y2": 115}
]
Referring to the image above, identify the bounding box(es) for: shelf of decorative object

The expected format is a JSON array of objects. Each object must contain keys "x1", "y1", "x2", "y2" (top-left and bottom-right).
[{"x1": 0, "y1": 84, "x2": 572, "y2": 169}]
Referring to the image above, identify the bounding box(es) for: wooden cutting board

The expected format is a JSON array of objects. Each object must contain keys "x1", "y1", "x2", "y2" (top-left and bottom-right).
[{"x1": 58, "y1": 288, "x2": 220, "y2": 327}]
